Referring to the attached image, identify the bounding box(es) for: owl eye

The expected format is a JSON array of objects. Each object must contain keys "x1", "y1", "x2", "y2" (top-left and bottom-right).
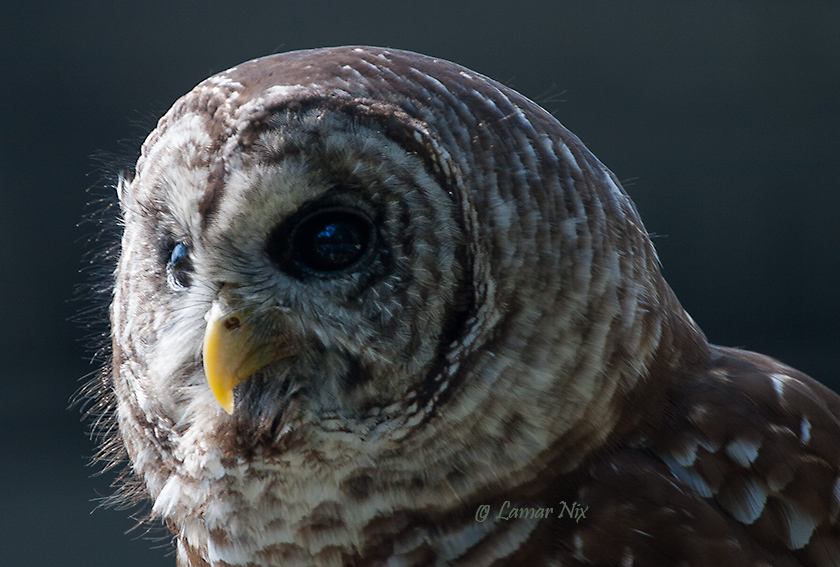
[
  {"x1": 167, "y1": 242, "x2": 192, "y2": 289},
  {"x1": 269, "y1": 208, "x2": 375, "y2": 276}
]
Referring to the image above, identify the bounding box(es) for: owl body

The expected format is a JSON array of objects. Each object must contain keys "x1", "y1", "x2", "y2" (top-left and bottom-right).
[{"x1": 98, "y1": 47, "x2": 840, "y2": 566}]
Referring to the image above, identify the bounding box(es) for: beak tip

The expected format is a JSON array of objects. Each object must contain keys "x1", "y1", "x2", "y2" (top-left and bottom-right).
[{"x1": 212, "y1": 387, "x2": 235, "y2": 414}]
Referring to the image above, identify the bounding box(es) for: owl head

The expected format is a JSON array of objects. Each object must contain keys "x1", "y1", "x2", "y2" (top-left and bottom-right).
[{"x1": 103, "y1": 46, "x2": 705, "y2": 562}]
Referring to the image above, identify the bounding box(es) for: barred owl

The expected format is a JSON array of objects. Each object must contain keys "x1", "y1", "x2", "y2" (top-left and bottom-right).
[{"x1": 91, "y1": 46, "x2": 840, "y2": 566}]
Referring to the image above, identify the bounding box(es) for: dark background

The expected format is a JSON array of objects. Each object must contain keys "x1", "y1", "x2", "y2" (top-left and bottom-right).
[{"x1": 1, "y1": 2, "x2": 838, "y2": 565}]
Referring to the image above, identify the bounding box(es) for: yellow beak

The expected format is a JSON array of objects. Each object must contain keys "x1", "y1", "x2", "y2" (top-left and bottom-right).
[{"x1": 202, "y1": 299, "x2": 294, "y2": 414}]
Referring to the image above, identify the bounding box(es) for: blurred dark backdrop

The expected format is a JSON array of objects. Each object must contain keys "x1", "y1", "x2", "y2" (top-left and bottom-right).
[{"x1": 1, "y1": 2, "x2": 837, "y2": 565}]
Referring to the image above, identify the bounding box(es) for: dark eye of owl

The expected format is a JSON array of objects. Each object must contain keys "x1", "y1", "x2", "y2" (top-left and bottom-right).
[
  {"x1": 166, "y1": 242, "x2": 192, "y2": 289},
  {"x1": 267, "y1": 208, "x2": 375, "y2": 276}
]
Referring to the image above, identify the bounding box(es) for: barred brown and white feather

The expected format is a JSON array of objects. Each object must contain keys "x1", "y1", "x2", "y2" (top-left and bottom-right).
[{"x1": 94, "y1": 46, "x2": 840, "y2": 566}]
